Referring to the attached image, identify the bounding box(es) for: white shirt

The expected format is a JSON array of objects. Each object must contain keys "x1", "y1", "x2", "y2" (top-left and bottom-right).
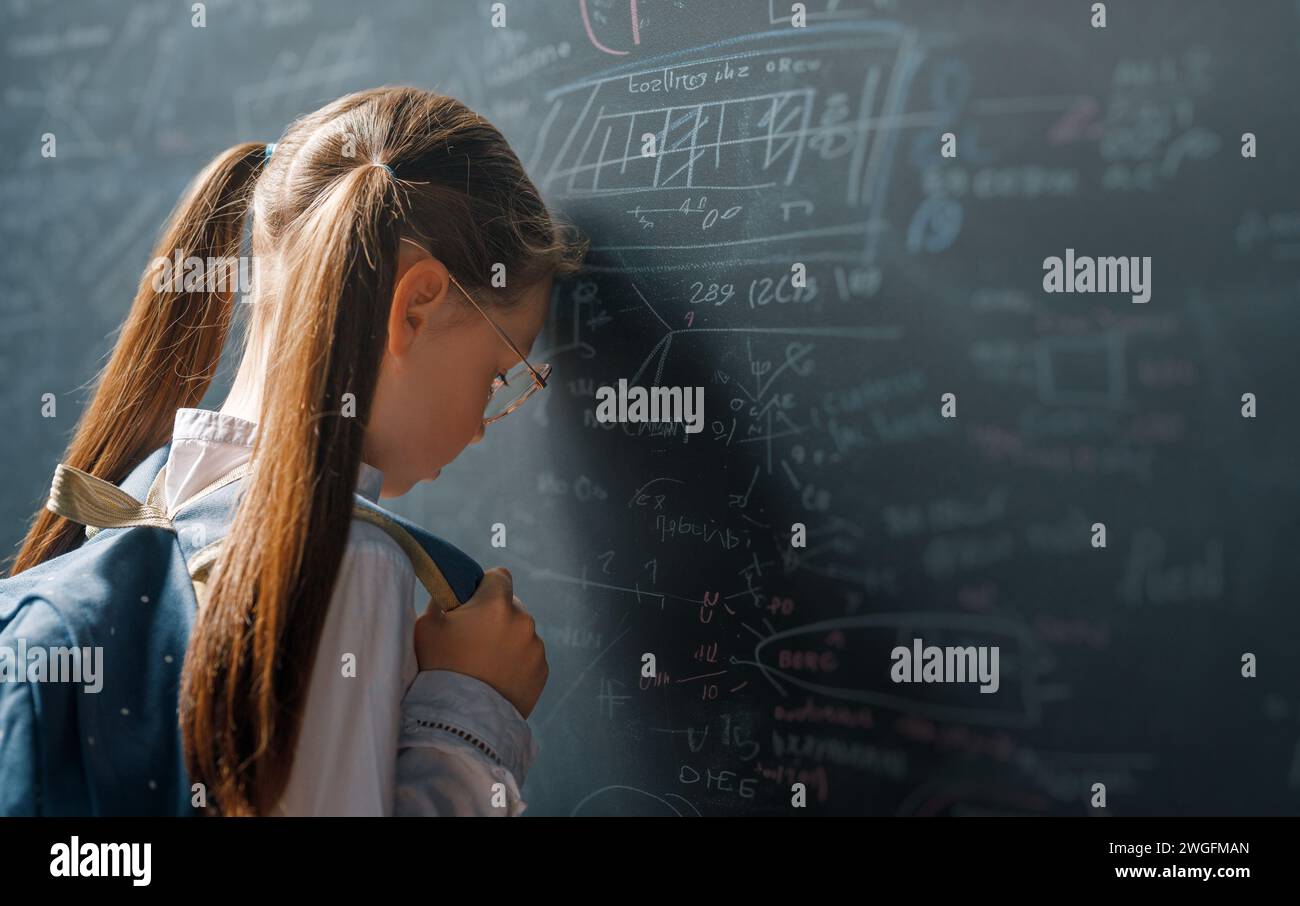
[{"x1": 164, "y1": 408, "x2": 538, "y2": 816}]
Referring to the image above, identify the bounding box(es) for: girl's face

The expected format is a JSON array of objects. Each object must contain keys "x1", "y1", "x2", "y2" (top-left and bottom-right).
[{"x1": 365, "y1": 244, "x2": 552, "y2": 498}]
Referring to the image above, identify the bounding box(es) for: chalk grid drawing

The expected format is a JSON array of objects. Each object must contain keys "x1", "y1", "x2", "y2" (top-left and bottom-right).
[{"x1": 528, "y1": 23, "x2": 920, "y2": 264}]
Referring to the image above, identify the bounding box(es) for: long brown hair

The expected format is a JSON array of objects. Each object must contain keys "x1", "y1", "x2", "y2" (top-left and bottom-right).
[{"x1": 9, "y1": 87, "x2": 584, "y2": 814}]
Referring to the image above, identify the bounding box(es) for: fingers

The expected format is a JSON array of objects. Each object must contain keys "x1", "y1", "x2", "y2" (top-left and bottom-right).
[{"x1": 513, "y1": 595, "x2": 536, "y2": 634}]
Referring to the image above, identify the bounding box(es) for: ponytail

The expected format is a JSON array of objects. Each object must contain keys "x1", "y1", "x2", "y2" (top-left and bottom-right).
[
  {"x1": 7, "y1": 142, "x2": 265, "y2": 576},
  {"x1": 180, "y1": 161, "x2": 399, "y2": 815}
]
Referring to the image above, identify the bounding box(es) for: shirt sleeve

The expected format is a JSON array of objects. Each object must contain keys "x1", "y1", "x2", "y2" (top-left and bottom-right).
[{"x1": 395, "y1": 670, "x2": 540, "y2": 816}]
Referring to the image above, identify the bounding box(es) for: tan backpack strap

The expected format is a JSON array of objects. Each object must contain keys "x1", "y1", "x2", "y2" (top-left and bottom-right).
[
  {"x1": 351, "y1": 507, "x2": 463, "y2": 613},
  {"x1": 80, "y1": 459, "x2": 254, "y2": 541},
  {"x1": 188, "y1": 503, "x2": 464, "y2": 614},
  {"x1": 77, "y1": 465, "x2": 169, "y2": 540},
  {"x1": 51, "y1": 457, "x2": 465, "y2": 614},
  {"x1": 47, "y1": 464, "x2": 174, "y2": 534}
]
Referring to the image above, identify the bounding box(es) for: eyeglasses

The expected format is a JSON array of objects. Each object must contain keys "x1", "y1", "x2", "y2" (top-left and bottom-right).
[{"x1": 399, "y1": 237, "x2": 550, "y2": 424}]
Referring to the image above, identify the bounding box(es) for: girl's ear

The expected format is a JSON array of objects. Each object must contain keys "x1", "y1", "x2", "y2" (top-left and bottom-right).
[{"x1": 387, "y1": 254, "x2": 452, "y2": 358}]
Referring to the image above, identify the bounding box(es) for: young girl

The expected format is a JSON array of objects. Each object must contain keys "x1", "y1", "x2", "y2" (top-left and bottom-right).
[{"x1": 8, "y1": 86, "x2": 585, "y2": 816}]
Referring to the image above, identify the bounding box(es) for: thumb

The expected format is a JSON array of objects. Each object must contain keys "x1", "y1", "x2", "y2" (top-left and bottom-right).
[{"x1": 413, "y1": 601, "x2": 446, "y2": 652}]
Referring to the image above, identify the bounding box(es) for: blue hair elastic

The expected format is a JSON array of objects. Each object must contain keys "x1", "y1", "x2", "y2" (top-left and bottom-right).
[{"x1": 264, "y1": 143, "x2": 391, "y2": 176}]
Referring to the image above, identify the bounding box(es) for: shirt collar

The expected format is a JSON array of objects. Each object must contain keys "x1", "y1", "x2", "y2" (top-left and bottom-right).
[{"x1": 170, "y1": 407, "x2": 384, "y2": 504}]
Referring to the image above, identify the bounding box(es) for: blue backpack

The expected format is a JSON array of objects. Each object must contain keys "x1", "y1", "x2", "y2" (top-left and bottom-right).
[{"x1": 0, "y1": 442, "x2": 482, "y2": 816}]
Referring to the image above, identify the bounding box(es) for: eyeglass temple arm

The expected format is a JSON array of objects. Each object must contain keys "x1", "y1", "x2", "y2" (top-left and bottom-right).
[
  {"x1": 447, "y1": 273, "x2": 547, "y2": 387},
  {"x1": 401, "y1": 237, "x2": 546, "y2": 388}
]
